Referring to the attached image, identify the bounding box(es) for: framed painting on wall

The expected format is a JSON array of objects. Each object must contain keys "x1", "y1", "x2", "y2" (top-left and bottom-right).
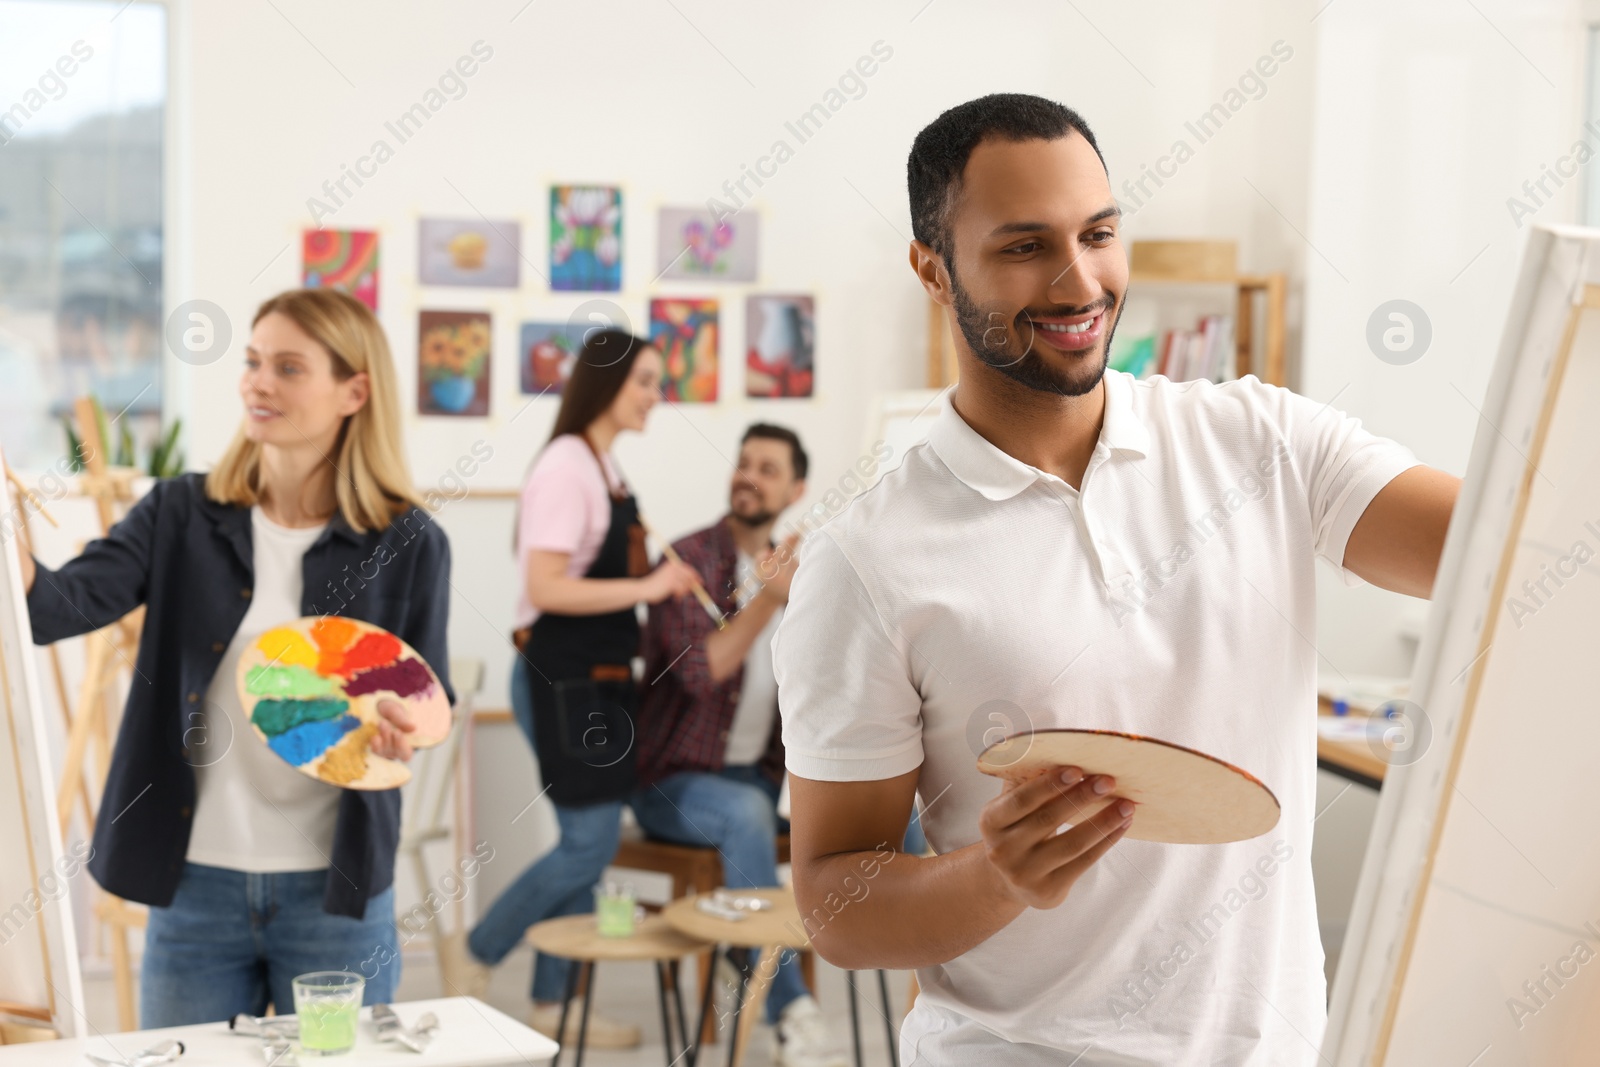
[
  {"x1": 302, "y1": 229, "x2": 379, "y2": 309},
  {"x1": 649, "y1": 297, "x2": 718, "y2": 403},
  {"x1": 418, "y1": 310, "x2": 491, "y2": 416},
  {"x1": 551, "y1": 185, "x2": 622, "y2": 291},
  {"x1": 746, "y1": 294, "x2": 813, "y2": 398}
]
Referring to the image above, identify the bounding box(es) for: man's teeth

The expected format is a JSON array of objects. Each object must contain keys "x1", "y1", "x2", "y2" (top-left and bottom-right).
[{"x1": 1038, "y1": 316, "x2": 1097, "y2": 334}]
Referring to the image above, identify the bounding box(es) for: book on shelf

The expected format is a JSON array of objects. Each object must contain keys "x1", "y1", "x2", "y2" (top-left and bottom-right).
[{"x1": 1112, "y1": 312, "x2": 1236, "y2": 383}]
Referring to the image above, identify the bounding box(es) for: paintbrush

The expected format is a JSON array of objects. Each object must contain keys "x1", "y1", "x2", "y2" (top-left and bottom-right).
[{"x1": 640, "y1": 519, "x2": 726, "y2": 630}]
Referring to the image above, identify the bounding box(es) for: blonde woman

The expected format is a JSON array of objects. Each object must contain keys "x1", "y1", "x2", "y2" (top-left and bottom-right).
[{"x1": 20, "y1": 289, "x2": 450, "y2": 1026}]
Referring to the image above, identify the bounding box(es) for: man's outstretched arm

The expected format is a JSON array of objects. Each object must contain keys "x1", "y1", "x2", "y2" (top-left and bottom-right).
[{"x1": 1342, "y1": 466, "x2": 1461, "y2": 599}]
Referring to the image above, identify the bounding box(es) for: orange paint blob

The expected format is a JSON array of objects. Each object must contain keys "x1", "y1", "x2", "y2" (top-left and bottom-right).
[{"x1": 311, "y1": 616, "x2": 361, "y2": 676}]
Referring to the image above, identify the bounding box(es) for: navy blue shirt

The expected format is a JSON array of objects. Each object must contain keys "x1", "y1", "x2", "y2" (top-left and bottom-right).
[{"x1": 26, "y1": 473, "x2": 453, "y2": 918}]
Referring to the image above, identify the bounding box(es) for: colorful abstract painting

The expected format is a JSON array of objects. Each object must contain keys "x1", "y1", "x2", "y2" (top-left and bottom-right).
[
  {"x1": 235, "y1": 617, "x2": 451, "y2": 790},
  {"x1": 418, "y1": 310, "x2": 491, "y2": 416},
  {"x1": 746, "y1": 294, "x2": 814, "y2": 398},
  {"x1": 551, "y1": 185, "x2": 622, "y2": 291},
  {"x1": 302, "y1": 229, "x2": 379, "y2": 310},
  {"x1": 519, "y1": 322, "x2": 581, "y2": 395},
  {"x1": 649, "y1": 298, "x2": 719, "y2": 403},
  {"x1": 419, "y1": 218, "x2": 521, "y2": 288},
  {"x1": 656, "y1": 207, "x2": 758, "y2": 282}
]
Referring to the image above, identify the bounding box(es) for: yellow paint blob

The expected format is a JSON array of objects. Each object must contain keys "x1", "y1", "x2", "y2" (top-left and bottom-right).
[{"x1": 256, "y1": 627, "x2": 319, "y2": 670}]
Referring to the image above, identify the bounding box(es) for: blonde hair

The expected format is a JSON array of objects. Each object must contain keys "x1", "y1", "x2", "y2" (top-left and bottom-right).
[{"x1": 206, "y1": 288, "x2": 425, "y2": 532}]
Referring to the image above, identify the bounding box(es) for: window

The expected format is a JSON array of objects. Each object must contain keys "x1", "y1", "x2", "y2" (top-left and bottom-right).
[{"x1": 0, "y1": 0, "x2": 166, "y2": 470}]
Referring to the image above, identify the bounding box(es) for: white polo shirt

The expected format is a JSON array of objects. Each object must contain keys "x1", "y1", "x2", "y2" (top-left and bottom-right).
[{"x1": 774, "y1": 370, "x2": 1420, "y2": 1066}]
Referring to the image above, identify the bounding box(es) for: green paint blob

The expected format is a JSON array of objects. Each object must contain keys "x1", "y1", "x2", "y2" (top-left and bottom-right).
[
  {"x1": 251, "y1": 697, "x2": 350, "y2": 737},
  {"x1": 245, "y1": 664, "x2": 340, "y2": 699}
]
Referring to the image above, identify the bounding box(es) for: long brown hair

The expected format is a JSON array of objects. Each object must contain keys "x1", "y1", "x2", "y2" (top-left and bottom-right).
[
  {"x1": 547, "y1": 327, "x2": 653, "y2": 444},
  {"x1": 512, "y1": 327, "x2": 653, "y2": 550},
  {"x1": 206, "y1": 288, "x2": 424, "y2": 531}
]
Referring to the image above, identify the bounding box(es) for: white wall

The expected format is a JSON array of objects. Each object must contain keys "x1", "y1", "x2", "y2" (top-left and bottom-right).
[
  {"x1": 31, "y1": 0, "x2": 1591, "y2": 993},
  {"x1": 1294, "y1": 0, "x2": 1591, "y2": 967},
  {"x1": 1301, "y1": 0, "x2": 1589, "y2": 676},
  {"x1": 169, "y1": 0, "x2": 1324, "y2": 713},
  {"x1": 165, "y1": 2, "x2": 1489, "y2": 940}
]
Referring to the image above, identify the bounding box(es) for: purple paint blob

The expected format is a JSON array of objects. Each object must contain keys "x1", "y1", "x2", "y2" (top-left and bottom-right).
[{"x1": 344, "y1": 657, "x2": 436, "y2": 699}]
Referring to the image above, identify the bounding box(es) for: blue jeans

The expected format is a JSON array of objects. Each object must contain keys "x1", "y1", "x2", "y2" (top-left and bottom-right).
[
  {"x1": 633, "y1": 765, "x2": 809, "y2": 1024},
  {"x1": 141, "y1": 862, "x2": 397, "y2": 1028},
  {"x1": 903, "y1": 809, "x2": 928, "y2": 856},
  {"x1": 469, "y1": 656, "x2": 624, "y2": 1002}
]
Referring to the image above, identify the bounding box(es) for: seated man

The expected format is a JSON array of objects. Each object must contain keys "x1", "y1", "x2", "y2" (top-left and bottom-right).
[{"x1": 633, "y1": 423, "x2": 844, "y2": 1067}]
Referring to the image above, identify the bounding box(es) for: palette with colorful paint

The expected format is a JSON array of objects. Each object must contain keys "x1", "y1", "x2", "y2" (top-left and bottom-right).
[{"x1": 235, "y1": 616, "x2": 452, "y2": 790}]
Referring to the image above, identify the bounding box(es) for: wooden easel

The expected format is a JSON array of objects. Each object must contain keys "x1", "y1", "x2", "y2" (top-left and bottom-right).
[{"x1": 38, "y1": 397, "x2": 150, "y2": 1031}]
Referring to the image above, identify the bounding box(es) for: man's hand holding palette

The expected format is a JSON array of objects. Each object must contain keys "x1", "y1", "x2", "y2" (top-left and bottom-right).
[
  {"x1": 236, "y1": 616, "x2": 452, "y2": 790},
  {"x1": 977, "y1": 729, "x2": 1280, "y2": 844}
]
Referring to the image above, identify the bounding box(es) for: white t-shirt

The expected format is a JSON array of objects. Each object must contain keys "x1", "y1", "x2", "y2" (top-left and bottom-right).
[
  {"x1": 186, "y1": 507, "x2": 343, "y2": 872},
  {"x1": 774, "y1": 371, "x2": 1421, "y2": 1066},
  {"x1": 724, "y1": 550, "x2": 783, "y2": 765},
  {"x1": 514, "y1": 434, "x2": 623, "y2": 629}
]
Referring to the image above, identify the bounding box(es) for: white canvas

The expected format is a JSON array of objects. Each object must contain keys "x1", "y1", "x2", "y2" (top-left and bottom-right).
[
  {"x1": 0, "y1": 449, "x2": 85, "y2": 1038},
  {"x1": 1326, "y1": 224, "x2": 1600, "y2": 1065}
]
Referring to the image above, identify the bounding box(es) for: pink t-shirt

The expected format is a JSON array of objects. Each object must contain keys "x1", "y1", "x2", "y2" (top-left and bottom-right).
[{"x1": 513, "y1": 434, "x2": 623, "y2": 628}]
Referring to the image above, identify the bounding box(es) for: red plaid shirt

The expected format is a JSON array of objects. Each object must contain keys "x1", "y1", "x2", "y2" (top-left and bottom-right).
[{"x1": 635, "y1": 517, "x2": 785, "y2": 788}]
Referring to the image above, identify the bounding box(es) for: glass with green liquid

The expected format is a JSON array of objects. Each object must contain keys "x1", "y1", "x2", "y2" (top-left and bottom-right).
[
  {"x1": 292, "y1": 971, "x2": 364, "y2": 1055},
  {"x1": 594, "y1": 880, "x2": 637, "y2": 937}
]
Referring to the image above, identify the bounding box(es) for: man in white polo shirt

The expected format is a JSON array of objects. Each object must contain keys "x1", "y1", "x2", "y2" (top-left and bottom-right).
[{"x1": 773, "y1": 93, "x2": 1461, "y2": 1065}]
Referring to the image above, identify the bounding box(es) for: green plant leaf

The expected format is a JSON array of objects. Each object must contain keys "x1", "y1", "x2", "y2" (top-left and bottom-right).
[
  {"x1": 150, "y1": 419, "x2": 184, "y2": 478},
  {"x1": 61, "y1": 418, "x2": 85, "y2": 473}
]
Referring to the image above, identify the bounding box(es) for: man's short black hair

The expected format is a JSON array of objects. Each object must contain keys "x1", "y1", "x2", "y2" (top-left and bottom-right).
[
  {"x1": 741, "y1": 423, "x2": 808, "y2": 480},
  {"x1": 907, "y1": 93, "x2": 1106, "y2": 261}
]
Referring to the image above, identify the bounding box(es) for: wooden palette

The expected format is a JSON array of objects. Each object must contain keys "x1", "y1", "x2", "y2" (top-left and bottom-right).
[
  {"x1": 976, "y1": 729, "x2": 1280, "y2": 844},
  {"x1": 235, "y1": 617, "x2": 452, "y2": 790}
]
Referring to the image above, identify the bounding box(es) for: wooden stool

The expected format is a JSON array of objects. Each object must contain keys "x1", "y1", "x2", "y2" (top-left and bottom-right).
[
  {"x1": 611, "y1": 828, "x2": 815, "y2": 1044},
  {"x1": 526, "y1": 912, "x2": 709, "y2": 1067},
  {"x1": 663, "y1": 888, "x2": 900, "y2": 1067}
]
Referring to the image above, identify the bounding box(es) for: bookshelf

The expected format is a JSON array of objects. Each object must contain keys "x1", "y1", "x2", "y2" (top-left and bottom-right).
[{"x1": 924, "y1": 239, "x2": 1288, "y2": 389}]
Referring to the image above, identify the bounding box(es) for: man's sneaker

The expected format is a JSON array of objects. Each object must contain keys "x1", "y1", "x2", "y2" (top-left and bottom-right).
[
  {"x1": 528, "y1": 998, "x2": 642, "y2": 1050},
  {"x1": 436, "y1": 930, "x2": 492, "y2": 999},
  {"x1": 773, "y1": 995, "x2": 848, "y2": 1067}
]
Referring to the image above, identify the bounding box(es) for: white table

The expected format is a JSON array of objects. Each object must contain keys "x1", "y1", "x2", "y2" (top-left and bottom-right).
[{"x1": 0, "y1": 997, "x2": 558, "y2": 1066}]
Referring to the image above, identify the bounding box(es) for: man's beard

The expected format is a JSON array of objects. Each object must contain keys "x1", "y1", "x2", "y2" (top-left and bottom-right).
[
  {"x1": 949, "y1": 260, "x2": 1119, "y2": 398},
  {"x1": 729, "y1": 493, "x2": 776, "y2": 528}
]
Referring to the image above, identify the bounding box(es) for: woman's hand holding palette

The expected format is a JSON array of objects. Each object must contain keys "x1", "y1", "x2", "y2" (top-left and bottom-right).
[{"x1": 235, "y1": 616, "x2": 452, "y2": 790}]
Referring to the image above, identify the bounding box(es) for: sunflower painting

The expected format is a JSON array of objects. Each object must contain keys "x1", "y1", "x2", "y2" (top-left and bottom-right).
[{"x1": 418, "y1": 310, "x2": 491, "y2": 416}]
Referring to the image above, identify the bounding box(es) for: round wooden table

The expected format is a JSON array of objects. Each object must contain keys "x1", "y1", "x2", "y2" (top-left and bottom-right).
[
  {"x1": 662, "y1": 889, "x2": 900, "y2": 1067},
  {"x1": 525, "y1": 912, "x2": 710, "y2": 1067}
]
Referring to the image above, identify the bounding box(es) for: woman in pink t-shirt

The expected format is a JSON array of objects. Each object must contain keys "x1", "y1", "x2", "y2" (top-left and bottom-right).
[{"x1": 442, "y1": 327, "x2": 695, "y2": 1047}]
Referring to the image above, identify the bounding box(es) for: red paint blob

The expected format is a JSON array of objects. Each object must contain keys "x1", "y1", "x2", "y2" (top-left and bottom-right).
[{"x1": 336, "y1": 631, "x2": 402, "y2": 677}]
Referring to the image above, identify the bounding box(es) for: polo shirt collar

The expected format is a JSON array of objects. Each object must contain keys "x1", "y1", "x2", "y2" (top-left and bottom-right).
[
  {"x1": 1102, "y1": 368, "x2": 1152, "y2": 458},
  {"x1": 928, "y1": 370, "x2": 1150, "y2": 502}
]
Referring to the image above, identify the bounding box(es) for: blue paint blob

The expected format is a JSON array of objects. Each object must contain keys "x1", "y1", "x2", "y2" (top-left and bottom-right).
[{"x1": 267, "y1": 714, "x2": 361, "y2": 766}]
